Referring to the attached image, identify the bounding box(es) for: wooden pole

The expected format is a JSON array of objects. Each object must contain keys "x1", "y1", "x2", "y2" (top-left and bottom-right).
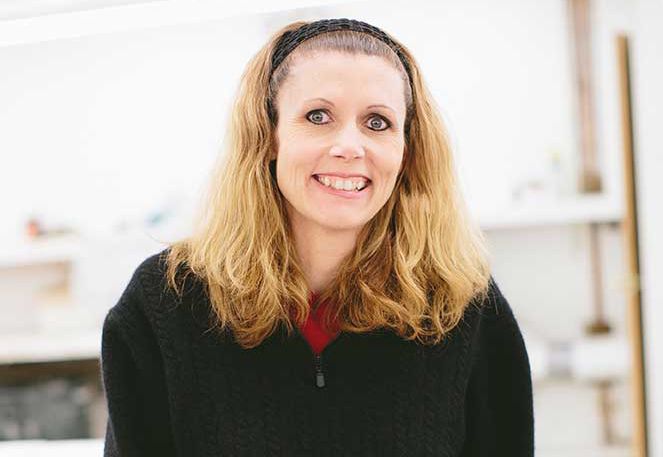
[{"x1": 616, "y1": 34, "x2": 648, "y2": 457}]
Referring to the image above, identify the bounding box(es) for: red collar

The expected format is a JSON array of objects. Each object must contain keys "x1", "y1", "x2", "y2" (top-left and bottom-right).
[{"x1": 298, "y1": 292, "x2": 341, "y2": 354}]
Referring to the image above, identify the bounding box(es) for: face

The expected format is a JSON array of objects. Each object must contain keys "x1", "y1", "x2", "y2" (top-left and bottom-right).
[{"x1": 273, "y1": 50, "x2": 407, "y2": 235}]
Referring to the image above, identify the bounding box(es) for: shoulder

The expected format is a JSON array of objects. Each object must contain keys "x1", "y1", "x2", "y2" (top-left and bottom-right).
[
  {"x1": 436, "y1": 276, "x2": 519, "y2": 355},
  {"x1": 460, "y1": 277, "x2": 535, "y2": 454},
  {"x1": 459, "y1": 275, "x2": 526, "y2": 356},
  {"x1": 477, "y1": 275, "x2": 516, "y2": 322},
  {"x1": 109, "y1": 248, "x2": 168, "y2": 309},
  {"x1": 457, "y1": 275, "x2": 518, "y2": 330},
  {"x1": 101, "y1": 246, "x2": 217, "y2": 368},
  {"x1": 103, "y1": 247, "x2": 195, "y2": 339},
  {"x1": 466, "y1": 275, "x2": 530, "y2": 364}
]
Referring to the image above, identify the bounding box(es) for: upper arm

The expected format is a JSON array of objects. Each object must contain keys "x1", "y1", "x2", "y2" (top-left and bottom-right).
[
  {"x1": 100, "y1": 274, "x2": 177, "y2": 457},
  {"x1": 460, "y1": 278, "x2": 535, "y2": 457}
]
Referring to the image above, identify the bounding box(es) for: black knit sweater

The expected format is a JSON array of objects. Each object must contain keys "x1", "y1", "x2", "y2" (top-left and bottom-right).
[{"x1": 100, "y1": 250, "x2": 535, "y2": 456}]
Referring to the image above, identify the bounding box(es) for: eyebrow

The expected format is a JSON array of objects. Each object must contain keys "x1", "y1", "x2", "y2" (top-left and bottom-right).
[
  {"x1": 303, "y1": 97, "x2": 396, "y2": 114},
  {"x1": 304, "y1": 97, "x2": 335, "y2": 106},
  {"x1": 367, "y1": 104, "x2": 396, "y2": 114}
]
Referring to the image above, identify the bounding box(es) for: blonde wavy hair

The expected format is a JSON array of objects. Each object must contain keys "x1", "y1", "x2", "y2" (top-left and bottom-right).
[{"x1": 165, "y1": 19, "x2": 493, "y2": 349}]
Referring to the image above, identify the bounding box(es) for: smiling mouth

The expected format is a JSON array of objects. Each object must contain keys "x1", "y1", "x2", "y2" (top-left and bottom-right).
[{"x1": 312, "y1": 174, "x2": 372, "y2": 193}]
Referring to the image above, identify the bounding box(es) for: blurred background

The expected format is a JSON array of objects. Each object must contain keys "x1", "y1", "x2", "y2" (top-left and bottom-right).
[{"x1": 0, "y1": 0, "x2": 661, "y2": 455}]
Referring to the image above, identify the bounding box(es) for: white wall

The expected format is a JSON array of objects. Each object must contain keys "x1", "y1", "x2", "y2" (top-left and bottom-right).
[
  {"x1": 0, "y1": 13, "x2": 267, "y2": 238},
  {"x1": 0, "y1": 0, "x2": 587, "y2": 240}
]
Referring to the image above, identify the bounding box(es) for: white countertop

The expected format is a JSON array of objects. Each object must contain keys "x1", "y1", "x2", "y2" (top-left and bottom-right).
[
  {"x1": 0, "y1": 439, "x2": 104, "y2": 456},
  {"x1": 0, "y1": 330, "x2": 101, "y2": 364}
]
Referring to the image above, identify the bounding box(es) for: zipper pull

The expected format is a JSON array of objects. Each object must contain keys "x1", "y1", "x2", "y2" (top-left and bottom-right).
[{"x1": 314, "y1": 354, "x2": 325, "y2": 388}]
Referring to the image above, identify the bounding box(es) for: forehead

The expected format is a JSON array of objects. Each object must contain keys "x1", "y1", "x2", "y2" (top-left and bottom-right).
[{"x1": 278, "y1": 50, "x2": 406, "y2": 112}]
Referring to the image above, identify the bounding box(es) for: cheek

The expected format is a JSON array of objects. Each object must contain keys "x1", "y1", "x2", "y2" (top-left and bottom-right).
[
  {"x1": 381, "y1": 141, "x2": 405, "y2": 175},
  {"x1": 376, "y1": 148, "x2": 405, "y2": 191},
  {"x1": 376, "y1": 132, "x2": 404, "y2": 156},
  {"x1": 275, "y1": 146, "x2": 315, "y2": 187}
]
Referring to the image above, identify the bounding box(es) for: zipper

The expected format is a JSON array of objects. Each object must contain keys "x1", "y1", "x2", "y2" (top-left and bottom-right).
[
  {"x1": 314, "y1": 354, "x2": 326, "y2": 388},
  {"x1": 312, "y1": 330, "x2": 345, "y2": 388},
  {"x1": 294, "y1": 322, "x2": 343, "y2": 388}
]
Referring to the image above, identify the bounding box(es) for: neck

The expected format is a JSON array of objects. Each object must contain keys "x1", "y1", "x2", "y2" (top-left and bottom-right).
[{"x1": 289, "y1": 214, "x2": 361, "y2": 294}]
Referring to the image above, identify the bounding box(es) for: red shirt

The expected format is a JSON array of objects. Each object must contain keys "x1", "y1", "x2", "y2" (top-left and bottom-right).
[{"x1": 298, "y1": 291, "x2": 341, "y2": 355}]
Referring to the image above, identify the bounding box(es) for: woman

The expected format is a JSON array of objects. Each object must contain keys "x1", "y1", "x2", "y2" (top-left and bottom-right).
[{"x1": 101, "y1": 18, "x2": 534, "y2": 456}]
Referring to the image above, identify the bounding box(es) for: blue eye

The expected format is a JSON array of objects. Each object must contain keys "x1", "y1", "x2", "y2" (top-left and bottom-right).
[
  {"x1": 368, "y1": 115, "x2": 390, "y2": 131},
  {"x1": 306, "y1": 109, "x2": 391, "y2": 131},
  {"x1": 306, "y1": 109, "x2": 330, "y2": 124}
]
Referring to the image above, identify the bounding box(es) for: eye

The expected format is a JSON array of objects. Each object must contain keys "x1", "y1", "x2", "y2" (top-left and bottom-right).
[
  {"x1": 367, "y1": 115, "x2": 391, "y2": 131},
  {"x1": 306, "y1": 109, "x2": 331, "y2": 124}
]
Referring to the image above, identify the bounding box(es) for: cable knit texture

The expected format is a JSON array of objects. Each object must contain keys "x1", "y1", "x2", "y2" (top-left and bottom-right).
[{"x1": 100, "y1": 249, "x2": 535, "y2": 456}]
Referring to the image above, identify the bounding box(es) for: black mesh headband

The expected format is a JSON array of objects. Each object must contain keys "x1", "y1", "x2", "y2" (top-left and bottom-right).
[{"x1": 270, "y1": 18, "x2": 414, "y2": 89}]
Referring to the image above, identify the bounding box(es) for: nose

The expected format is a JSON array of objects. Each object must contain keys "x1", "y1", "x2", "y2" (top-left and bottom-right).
[{"x1": 329, "y1": 123, "x2": 365, "y2": 159}]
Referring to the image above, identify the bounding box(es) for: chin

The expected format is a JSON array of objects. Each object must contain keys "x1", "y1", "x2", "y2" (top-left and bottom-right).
[{"x1": 315, "y1": 215, "x2": 368, "y2": 232}]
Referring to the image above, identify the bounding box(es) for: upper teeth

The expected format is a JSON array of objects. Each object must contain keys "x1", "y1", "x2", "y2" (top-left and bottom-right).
[{"x1": 316, "y1": 175, "x2": 368, "y2": 191}]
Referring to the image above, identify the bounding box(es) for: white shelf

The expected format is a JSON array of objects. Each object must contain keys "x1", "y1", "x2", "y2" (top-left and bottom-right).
[
  {"x1": 476, "y1": 193, "x2": 623, "y2": 230},
  {"x1": 528, "y1": 334, "x2": 631, "y2": 384},
  {"x1": 0, "y1": 231, "x2": 165, "y2": 268},
  {"x1": 0, "y1": 330, "x2": 101, "y2": 364},
  {"x1": 537, "y1": 446, "x2": 632, "y2": 457},
  {"x1": 0, "y1": 439, "x2": 104, "y2": 457},
  {"x1": 0, "y1": 0, "x2": 346, "y2": 47},
  {"x1": 0, "y1": 235, "x2": 82, "y2": 269},
  {"x1": 0, "y1": 195, "x2": 624, "y2": 269}
]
